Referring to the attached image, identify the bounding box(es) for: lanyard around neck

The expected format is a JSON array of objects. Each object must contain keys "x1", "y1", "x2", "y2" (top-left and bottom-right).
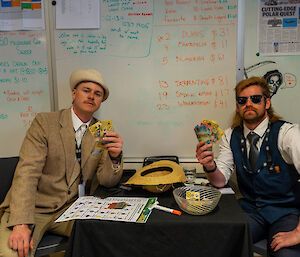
[{"x1": 239, "y1": 123, "x2": 274, "y2": 174}]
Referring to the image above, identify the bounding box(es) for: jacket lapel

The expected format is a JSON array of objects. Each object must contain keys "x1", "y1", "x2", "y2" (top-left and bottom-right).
[
  {"x1": 59, "y1": 109, "x2": 78, "y2": 185},
  {"x1": 81, "y1": 131, "x2": 96, "y2": 169},
  {"x1": 81, "y1": 118, "x2": 98, "y2": 169}
]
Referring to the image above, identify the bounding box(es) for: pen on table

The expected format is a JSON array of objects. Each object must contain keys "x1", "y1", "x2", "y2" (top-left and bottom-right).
[{"x1": 153, "y1": 204, "x2": 182, "y2": 216}]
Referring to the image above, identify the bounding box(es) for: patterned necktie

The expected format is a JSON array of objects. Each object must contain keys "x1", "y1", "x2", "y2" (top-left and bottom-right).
[
  {"x1": 76, "y1": 124, "x2": 87, "y2": 147},
  {"x1": 247, "y1": 132, "x2": 260, "y2": 172},
  {"x1": 75, "y1": 124, "x2": 87, "y2": 164}
]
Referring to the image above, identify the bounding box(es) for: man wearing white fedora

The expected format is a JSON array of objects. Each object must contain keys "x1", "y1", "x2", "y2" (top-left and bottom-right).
[{"x1": 0, "y1": 69, "x2": 124, "y2": 257}]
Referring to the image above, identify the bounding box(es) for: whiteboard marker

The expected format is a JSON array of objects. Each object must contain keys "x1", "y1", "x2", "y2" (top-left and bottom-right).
[{"x1": 154, "y1": 204, "x2": 181, "y2": 216}]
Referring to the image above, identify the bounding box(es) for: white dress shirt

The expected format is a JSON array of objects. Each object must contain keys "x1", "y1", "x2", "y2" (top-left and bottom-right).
[
  {"x1": 216, "y1": 117, "x2": 300, "y2": 183},
  {"x1": 71, "y1": 108, "x2": 92, "y2": 147}
]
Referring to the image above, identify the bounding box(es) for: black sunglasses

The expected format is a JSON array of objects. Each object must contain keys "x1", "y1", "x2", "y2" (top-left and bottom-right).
[{"x1": 236, "y1": 95, "x2": 266, "y2": 105}]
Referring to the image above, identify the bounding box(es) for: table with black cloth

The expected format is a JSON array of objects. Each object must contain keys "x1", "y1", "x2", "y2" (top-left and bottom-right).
[{"x1": 65, "y1": 181, "x2": 253, "y2": 257}]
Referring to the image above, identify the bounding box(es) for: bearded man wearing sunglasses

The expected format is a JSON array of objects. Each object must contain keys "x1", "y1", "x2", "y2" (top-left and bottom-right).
[{"x1": 196, "y1": 76, "x2": 300, "y2": 257}]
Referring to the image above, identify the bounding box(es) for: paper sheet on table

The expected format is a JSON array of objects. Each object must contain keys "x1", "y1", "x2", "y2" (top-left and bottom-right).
[
  {"x1": 194, "y1": 178, "x2": 235, "y2": 194},
  {"x1": 55, "y1": 196, "x2": 157, "y2": 223},
  {"x1": 218, "y1": 187, "x2": 235, "y2": 194}
]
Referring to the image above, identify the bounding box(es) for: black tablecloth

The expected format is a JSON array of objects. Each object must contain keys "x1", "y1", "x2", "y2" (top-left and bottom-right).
[{"x1": 65, "y1": 185, "x2": 253, "y2": 257}]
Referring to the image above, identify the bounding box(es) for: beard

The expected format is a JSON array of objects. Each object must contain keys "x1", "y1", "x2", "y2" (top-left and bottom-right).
[{"x1": 241, "y1": 107, "x2": 266, "y2": 124}]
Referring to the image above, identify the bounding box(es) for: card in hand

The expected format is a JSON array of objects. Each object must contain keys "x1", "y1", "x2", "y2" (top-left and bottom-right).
[{"x1": 89, "y1": 120, "x2": 114, "y2": 151}]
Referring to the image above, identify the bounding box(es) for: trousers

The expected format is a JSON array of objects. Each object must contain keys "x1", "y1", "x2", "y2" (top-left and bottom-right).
[
  {"x1": 245, "y1": 210, "x2": 300, "y2": 257},
  {"x1": 0, "y1": 204, "x2": 74, "y2": 257}
]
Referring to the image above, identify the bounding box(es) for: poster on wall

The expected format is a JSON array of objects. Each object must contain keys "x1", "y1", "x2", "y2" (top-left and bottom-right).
[
  {"x1": 0, "y1": 0, "x2": 45, "y2": 31},
  {"x1": 56, "y1": 0, "x2": 100, "y2": 29},
  {"x1": 259, "y1": 0, "x2": 300, "y2": 56}
]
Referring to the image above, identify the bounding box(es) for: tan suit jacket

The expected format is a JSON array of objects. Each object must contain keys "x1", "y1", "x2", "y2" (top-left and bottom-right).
[{"x1": 0, "y1": 108, "x2": 123, "y2": 227}]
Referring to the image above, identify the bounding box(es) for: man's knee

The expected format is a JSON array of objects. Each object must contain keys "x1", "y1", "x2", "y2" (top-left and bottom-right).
[
  {"x1": 0, "y1": 215, "x2": 16, "y2": 257},
  {"x1": 0, "y1": 213, "x2": 35, "y2": 257},
  {"x1": 268, "y1": 239, "x2": 300, "y2": 257},
  {"x1": 270, "y1": 246, "x2": 300, "y2": 257},
  {"x1": 0, "y1": 246, "x2": 21, "y2": 257},
  {"x1": 0, "y1": 228, "x2": 20, "y2": 257}
]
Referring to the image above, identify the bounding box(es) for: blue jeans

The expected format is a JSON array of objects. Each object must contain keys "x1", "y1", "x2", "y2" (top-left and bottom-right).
[{"x1": 244, "y1": 211, "x2": 300, "y2": 257}]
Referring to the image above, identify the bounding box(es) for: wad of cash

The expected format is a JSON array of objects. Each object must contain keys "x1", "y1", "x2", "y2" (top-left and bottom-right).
[{"x1": 194, "y1": 120, "x2": 224, "y2": 150}]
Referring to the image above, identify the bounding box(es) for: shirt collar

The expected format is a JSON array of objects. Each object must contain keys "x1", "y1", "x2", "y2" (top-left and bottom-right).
[
  {"x1": 243, "y1": 116, "x2": 269, "y2": 139},
  {"x1": 71, "y1": 107, "x2": 92, "y2": 132}
]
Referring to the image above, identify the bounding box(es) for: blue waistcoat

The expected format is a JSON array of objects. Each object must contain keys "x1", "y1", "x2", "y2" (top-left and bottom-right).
[{"x1": 230, "y1": 121, "x2": 300, "y2": 224}]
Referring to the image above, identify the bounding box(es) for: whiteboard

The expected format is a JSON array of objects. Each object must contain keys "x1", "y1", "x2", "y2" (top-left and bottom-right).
[
  {"x1": 0, "y1": 30, "x2": 51, "y2": 157},
  {"x1": 243, "y1": 0, "x2": 300, "y2": 125},
  {"x1": 54, "y1": 0, "x2": 238, "y2": 161}
]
